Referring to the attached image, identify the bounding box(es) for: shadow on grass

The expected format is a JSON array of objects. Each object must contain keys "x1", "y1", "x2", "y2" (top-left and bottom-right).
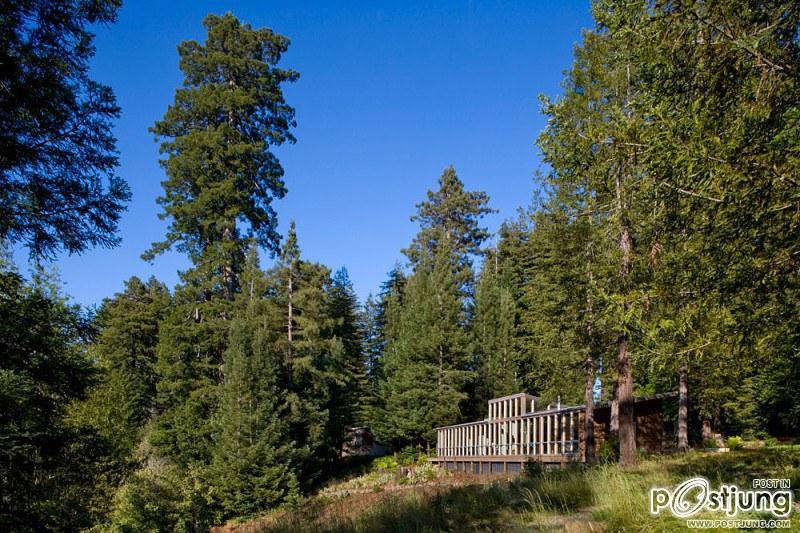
[
  {"x1": 661, "y1": 447, "x2": 800, "y2": 486},
  {"x1": 245, "y1": 482, "x2": 513, "y2": 532},
  {"x1": 247, "y1": 450, "x2": 800, "y2": 533}
]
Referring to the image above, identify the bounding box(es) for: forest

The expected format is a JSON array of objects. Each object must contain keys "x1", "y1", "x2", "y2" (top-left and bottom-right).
[{"x1": 1, "y1": 0, "x2": 798, "y2": 531}]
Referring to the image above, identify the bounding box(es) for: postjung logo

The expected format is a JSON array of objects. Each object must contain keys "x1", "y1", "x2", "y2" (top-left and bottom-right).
[{"x1": 650, "y1": 477, "x2": 793, "y2": 518}]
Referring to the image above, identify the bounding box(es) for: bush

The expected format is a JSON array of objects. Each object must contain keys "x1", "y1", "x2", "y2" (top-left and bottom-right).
[
  {"x1": 524, "y1": 458, "x2": 543, "y2": 478},
  {"x1": 765, "y1": 436, "x2": 779, "y2": 448},
  {"x1": 396, "y1": 445, "x2": 426, "y2": 466},
  {"x1": 371, "y1": 455, "x2": 398, "y2": 472},
  {"x1": 408, "y1": 462, "x2": 441, "y2": 484},
  {"x1": 598, "y1": 437, "x2": 618, "y2": 463},
  {"x1": 726, "y1": 436, "x2": 744, "y2": 450}
]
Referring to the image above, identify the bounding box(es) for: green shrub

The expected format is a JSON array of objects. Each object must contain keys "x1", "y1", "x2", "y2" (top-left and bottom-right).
[
  {"x1": 702, "y1": 438, "x2": 718, "y2": 449},
  {"x1": 408, "y1": 462, "x2": 441, "y2": 484},
  {"x1": 726, "y1": 436, "x2": 744, "y2": 450},
  {"x1": 395, "y1": 446, "x2": 420, "y2": 466},
  {"x1": 371, "y1": 455, "x2": 398, "y2": 472},
  {"x1": 598, "y1": 437, "x2": 618, "y2": 463},
  {"x1": 764, "y1": 436, "x2": 779, "y2": 448},
  {"x1": 524, "y1": 458, "x2": 543, "y2": 478}
]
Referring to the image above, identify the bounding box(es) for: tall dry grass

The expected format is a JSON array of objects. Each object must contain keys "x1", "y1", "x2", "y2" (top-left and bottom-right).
[{"x1": 229, "y1": 448, "x2": 800, "y2": 532}]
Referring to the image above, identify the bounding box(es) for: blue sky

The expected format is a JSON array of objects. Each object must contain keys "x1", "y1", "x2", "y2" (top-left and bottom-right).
[{"x1": 18, "y1": 1, "x2": 594, "y2": 306}]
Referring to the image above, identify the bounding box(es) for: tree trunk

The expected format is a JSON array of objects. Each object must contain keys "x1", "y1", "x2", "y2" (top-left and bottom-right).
[
  {"x1": 583, "y1": 353, "x2": 596, "y2": 463},
  {"x1": 701, "y1": 418, "x2": 712, "y2": 444},
  {"x1": 222, "y1": 221, "x2": 237, "y2": 301},
  {"x1": 286, "y1": 263, "x2": 294, "y2": 389},
  {"x1": 617, "y1": 333, "x2": 636, "y2": 465},
  {"x1": 678, "y1": 360, "x2": 689, "y2": 452},
  {"x1": 610, "y1": 381, "x2": 619, "y2": 438},
  {"x1": 615, "y1": 154, "x2": 636, "y2": 464},
  {"x1": 584, "y1": 215, "x2": 596, "y2": 463},
  {"x1": 287, "y1": 266, "x2": 293, "y2": 360}
]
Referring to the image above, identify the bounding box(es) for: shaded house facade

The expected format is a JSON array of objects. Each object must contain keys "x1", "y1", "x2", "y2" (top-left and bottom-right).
[{"x1": 430, "y1": 392, "x2": 676, "y2": 474}]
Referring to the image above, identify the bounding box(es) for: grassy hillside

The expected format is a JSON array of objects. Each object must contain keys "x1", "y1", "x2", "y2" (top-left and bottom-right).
[{"x1": 213, "y1": 447, "x2": 800, "y2": 532}]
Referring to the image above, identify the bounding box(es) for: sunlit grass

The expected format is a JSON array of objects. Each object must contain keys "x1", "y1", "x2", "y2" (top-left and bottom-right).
[{"x1": 230, "y1": 447, "x2": 800, "y2": 532}]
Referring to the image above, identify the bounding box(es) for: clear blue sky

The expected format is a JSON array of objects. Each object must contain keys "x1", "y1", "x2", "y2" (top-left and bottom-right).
[{"x1": 19, "y1": 0, "x2": 594, "y2": 307}]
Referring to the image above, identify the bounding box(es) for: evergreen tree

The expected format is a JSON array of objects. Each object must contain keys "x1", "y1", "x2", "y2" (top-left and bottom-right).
[
  {"x1": 0, "y1": 0, "x2": 130, "y2": 258},
  {"x1": 538, "y1": 0, "x2": 657, "y2": 464},
  {"x1": 146, "y1": 13, "x2": 298, "y2": 470},
  {"x1": 0, "y1": 270, "x2": 110, "y2": 531},
  {"x1": 378, "y1": 235, "x2": 472, "y2": 448},
  {"x1": 269, "y1": 223, "x2": 340, "y2": 485},
  {"x1": 637, "y1": 0, "x2": 800, "y2": 438},
  {"x1": 144, "y1": 13, "x2": 298, "y2": 299},
  {"x1": 358, "y1": 294, "x2": 383, "y2": 429},
  {"x1": 360, "y1": 293, "x2": 384, "y2": 383},
  {"x1": 76, "y1": 277, "x2": 170, "y2": 458},
  {"x1": 472, "y1": 249, "x2": 519, "y2": 405},
  {"x1": 402, "y1": 166, "x2": 495, "y2": 295},
  {"x1": 210, "y1": 315, "x2": 299, "y2": 518},
  {"x1": 363, "y1": 267, "x2": 405, "y2": 431},
  {"x1": 328, "y1": 268, "x2": 368, "y2": 433}
]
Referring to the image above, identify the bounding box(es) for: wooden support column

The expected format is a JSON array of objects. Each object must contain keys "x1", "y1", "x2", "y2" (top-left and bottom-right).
[
  {"x1": 569, "y1": 412, "x2": 575, "y2": 454},
  {"x1": 526, "y1": 418, "x2": 531, "y2": 455},
  {"x1": 470, "y1": 425, "x2": 475, "y2": 455},
  {"x1": 448, "y1": 428, "x2": 452, "y2": 457},
  {"x1": 547, "y1": 415, "x2": 552, "y2": 455},
  {"x1": 541, "y1": 415, "x2": 547, "y2": 455}
]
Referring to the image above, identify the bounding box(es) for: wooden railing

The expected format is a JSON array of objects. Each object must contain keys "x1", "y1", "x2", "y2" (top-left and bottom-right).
[{"x1": 435, "y1": 406, "x2": 583, "y2": 460}]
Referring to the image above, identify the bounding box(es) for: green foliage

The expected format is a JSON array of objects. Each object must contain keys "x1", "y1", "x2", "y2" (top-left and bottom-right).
[
  {"x1": 328, "y1": 268, "x2": 369, "y2": 439},
  {"x1": 377, "y1": 235, "x2": 472, "y2": 447},
  {"x1": 0, "y1": 0, "x2": 130, "y2": 259},
  {"x1": 376, "y1": 167, "x2": 491, "y2": 446},
  {"x1": 598, "y1": 437, "x2": 619, "y2": 464},
  {"x1": 402, "y1": 165, "x2": 494, "y2": 294},
  {"x1": 472, "y1": 248, "x2": 521, "y2": 405},
  {"x1": 210, "y1": 316, "x2": 300, "y2": 519},
  {"x1": 0, "y1": 270, "x2": 114, "y2": 531},
  {"x1": 74, "y1": 277, "x2": 170, "y2": 458},
  {"x1": 726, "y1": 436, "x2": 744, "y2": 451},
  {"x1": 99, "y1": 462, "x2": 220, "y2": 533},
  {"x1": 144, "y1": 13, "x2": 298, "y2": 297},
  {"x1": 371, "y1": 456, "x2": 399, "y2": 473}
]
